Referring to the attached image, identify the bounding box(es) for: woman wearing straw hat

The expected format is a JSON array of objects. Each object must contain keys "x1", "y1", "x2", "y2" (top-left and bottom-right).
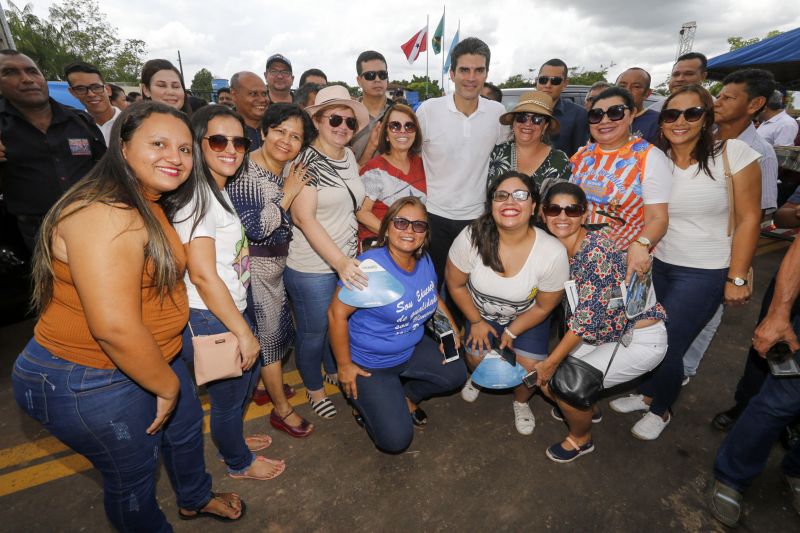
[
  {"x1": 488, "y1": 90, "x2": 571, "y2": 200},
  {"x1": 285, "y1": 85, "x2": 371, "y2": 419}
]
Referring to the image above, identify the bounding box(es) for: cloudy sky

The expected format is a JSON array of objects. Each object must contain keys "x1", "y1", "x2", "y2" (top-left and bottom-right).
[{"x1": 29, "y1": 0, "x2": 800, "y2": 90}]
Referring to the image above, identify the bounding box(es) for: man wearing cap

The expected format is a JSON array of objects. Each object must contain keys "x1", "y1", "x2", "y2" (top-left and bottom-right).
[
  {"x1": 535, "y1": 58, "x2": 588, "y2": 157},
  {"x1": 416, "y1": 37, "x2": 508, "y2": 290},
  {"x1": 758, "y1": 91, "x2": 799, "y2": 147},
  {"x1": 265, "y1": 54, "x2": 294, "y2": 104},
  {"x1": 64, "y1": 61, "x2": 121, "y2": 145},
  {"x1": 616, "y1": 67, "x2": 659, "y2": 144},
  {"x1": 230, "y1": 71, "x2": 269, "y2": 150},
  {"x1": 352, "y1": 50, "x2": 393, "y2": 166}
]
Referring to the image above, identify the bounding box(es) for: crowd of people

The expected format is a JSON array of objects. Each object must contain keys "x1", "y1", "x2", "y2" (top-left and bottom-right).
[{"x1": 2, "y1": 32, "x2": 800, "y2": 529}]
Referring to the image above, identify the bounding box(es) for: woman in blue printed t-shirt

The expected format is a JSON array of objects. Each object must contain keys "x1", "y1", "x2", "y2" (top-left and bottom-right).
[{"x1": 328, "y1": 197, "x2": 467, "y2": 453}]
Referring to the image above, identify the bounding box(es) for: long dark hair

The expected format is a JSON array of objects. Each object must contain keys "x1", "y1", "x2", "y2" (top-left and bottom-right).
[
  {"x1": 32, "y1": 101, "x2": 195, "y2": 312},
  {"x1": 469, "y1": 171, "x2": 539, "y2": 273},
  {"x1": 657, "y1": 84, "x2": 720, "y2": 178},
  {"x1": 377, "y1": 196, "x2": 430, "y2": 259},
  {"x1": 140, "y1": 59, "x2": 193, "y2": 116}
]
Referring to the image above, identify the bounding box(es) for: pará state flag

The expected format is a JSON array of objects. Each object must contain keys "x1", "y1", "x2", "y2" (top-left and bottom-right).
[{"x1": 401, "y1": 25, "x2": 428, "y2": 65}]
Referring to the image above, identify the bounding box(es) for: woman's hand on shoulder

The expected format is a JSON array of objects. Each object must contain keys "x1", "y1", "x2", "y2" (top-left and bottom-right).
[
  {"x1": 282, "y1": 161, "x2": 311, "y2": 206},
  {"x1": 338, "y1": 362, "x2": 371, "y2": 400}
]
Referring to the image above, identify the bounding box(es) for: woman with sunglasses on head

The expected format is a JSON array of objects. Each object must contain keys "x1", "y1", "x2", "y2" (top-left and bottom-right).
[
  {"x1": 357, "y1": 103, "x2": 426, "y2": 251},
  {"x1": 172, "y1": 105, "x2": 286, "y2": 480},
  {"x1": 445, "y1": 171, "x2": 569, "y2": 435},
  {"x1": 140, "y1": 59, "x2": 193, "y2": 116},
  {"x1": 285, "y1": 85, "x2": 370, "y2": 419},
  {"x1": 226, "y1": 103, "x2": 316, "y2": 438},
  {"x1": 488, "y1": 91, "x2": 570, "y2": 199},
  {"x1": 609, "y1": 85, "x2": 761, "y2": 440},
  {"x1": 12, "y1": 102, "x2": 245, "y2": 529},
  {"x1": 535, "y1": 182, "x2": 668, "y2": 462},
  {"x1": 569, "y1": 86, "x2": 672, "y2": 282},
  {"x1": 329, "y1": 197, "x2": 466, "y2": 452}
]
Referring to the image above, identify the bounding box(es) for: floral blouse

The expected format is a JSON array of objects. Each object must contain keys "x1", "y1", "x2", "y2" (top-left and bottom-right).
[
  {"x1": 568, "y1": 230, "x2": 667, "y2": 346},
  {"x1": 488, "y1": 141, "x2": 571, "y2": 196}
]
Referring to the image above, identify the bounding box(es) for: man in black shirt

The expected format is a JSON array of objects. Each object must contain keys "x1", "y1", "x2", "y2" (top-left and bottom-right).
[
  {"x1": 0, "y1": 50, "x2": 105, "y2": 251},
  {"x1": 536, "y1": 58, "x2": 589, "y2": 157}
]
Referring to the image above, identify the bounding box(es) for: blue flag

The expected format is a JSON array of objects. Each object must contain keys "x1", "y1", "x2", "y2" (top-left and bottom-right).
[{"x1": 443, "y1": 26, "x2": 460, "y2": 74}]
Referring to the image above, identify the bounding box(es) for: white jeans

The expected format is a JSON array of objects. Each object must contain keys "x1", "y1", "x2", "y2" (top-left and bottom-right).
[{"x1": 570, "y1": 322, "x2": 669, "y2": 388}]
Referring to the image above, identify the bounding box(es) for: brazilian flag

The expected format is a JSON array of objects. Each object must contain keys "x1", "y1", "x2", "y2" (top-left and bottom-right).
[{"x1": 432, "y1": 14, "x2": 445, "y2": 54}]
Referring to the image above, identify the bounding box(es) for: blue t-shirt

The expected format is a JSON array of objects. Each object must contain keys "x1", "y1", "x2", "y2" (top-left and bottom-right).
[
  {"x1": 347, "y1": 247, "x2": 438, "y2": 368},
  {"x1": 632, "y1": 109, "x2": 660, "y2": 144}
]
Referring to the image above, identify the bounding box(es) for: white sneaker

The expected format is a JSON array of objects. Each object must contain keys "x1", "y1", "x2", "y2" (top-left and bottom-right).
[
  {"x1": 681, "y1": 376, "x2": 691, "y2": 387},
  {"x1": 513, "y1": 401, "x2": 535, "y2": 435},
  {"x1": 461, "y1": 378, "x2": 480, "y2": 403},
  {"x1": 631, "y1": 412, "x2": 671, "y2": 440},
  {"x1": 609, "y1": 394, "x2": 650, "y2": 414}
]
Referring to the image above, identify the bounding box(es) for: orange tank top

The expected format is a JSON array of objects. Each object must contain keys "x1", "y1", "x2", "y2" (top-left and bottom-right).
[{"x1": 34, "y1": 201, "x2": 189, "y2": 369}]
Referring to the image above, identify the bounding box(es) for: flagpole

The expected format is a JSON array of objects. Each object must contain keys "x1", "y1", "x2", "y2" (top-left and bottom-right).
[
  {"x1": 425, "y1": 14, "x2": 429, "y2": 99},
  {"x1": 440, "y1": 6, "x2": 445, "y2": 95}
]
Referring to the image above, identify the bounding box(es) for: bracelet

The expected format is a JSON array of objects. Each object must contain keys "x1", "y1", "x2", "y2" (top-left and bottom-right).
[
  {"x1": 469, "y1": 317, "x2": 483, "y2": 325},
  {"x1": 504, "y1": 327, "x2": 518, "y2": 340}
]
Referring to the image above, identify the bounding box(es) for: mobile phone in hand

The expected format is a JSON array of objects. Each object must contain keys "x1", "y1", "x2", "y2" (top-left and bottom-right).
[
  {"x1": 491, "y1": 335, "x2": 517, "y2": 366},
  {"x1": 522, "y1": 369, "x2": 538, "y2": 389},
  {"x1": 766, "y1": 342, "x2": 800, "y2": 376},
  {"x1": 440, "y1": 330, "x2": 460, "y2": 363}
]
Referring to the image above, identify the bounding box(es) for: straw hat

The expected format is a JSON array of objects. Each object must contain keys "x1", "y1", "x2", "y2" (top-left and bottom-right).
[
  {"x1": 304, "y1": 85, "x2": 370, "y2": 133},
  {"x1": 499, "y1": 90, "x2": 560, "y2": 134}
]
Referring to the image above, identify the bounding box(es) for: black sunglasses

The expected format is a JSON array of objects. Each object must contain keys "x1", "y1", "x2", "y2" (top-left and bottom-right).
[
  {"x1": 659, "y1": 106, "x2": 706, "y2": 124},
  {"x1": 492, "y1": 190, "x2": 531, "y2": 202},
  {"x1": 514, "y1": 113, "x2": 547, "y2": 125},
  {"x1": 588, "y1": 104, "x2": 630, "y2": 124},
  {"x1": 543, "y1": 203, "x2": 586, "y2": 217},
  {"x1": 392, "y1": 216, "x2": 428, "y2": 233},
  {"x1": 537, "y1": 76, "x2": 563, "y2": 86},
  {"x1": 388, "y1": 121, "x2": 416, "y2": 133},
  {"x1": 325, "y1": 114, "x2": 358, "y2": 131},
  {"x1": 362, "y1": 70, "x2": 389, "y2": 81},
  {"x1": 204, "y1": 135, "x2": 251, "y2": 154}
]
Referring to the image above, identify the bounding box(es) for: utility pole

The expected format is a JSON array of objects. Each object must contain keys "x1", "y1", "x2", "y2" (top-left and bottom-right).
[
  {"x1": 177, "y1": 50, "x2": 184, "y2": 80},
  {"x1": 0, "y1": 1, "x2": 16, "y2": 50}
]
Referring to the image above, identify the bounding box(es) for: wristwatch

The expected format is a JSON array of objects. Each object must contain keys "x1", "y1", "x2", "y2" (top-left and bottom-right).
[
  {"x1": 631, "y1": 236, "x2": 652, "y2": 250},
  {"x1": 727, "y1": 276, "x2": 748, "y2": 287}
]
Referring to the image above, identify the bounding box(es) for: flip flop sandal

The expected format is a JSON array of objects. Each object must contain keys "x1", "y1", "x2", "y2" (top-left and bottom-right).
[
  {"x1": 228, "y1": 456, "x2": 286, "y2": 480},
  {"x1": 244, "y1": 434, "x2": 272, "y2": 452},
  {"x1": 178, "y1": 492, "x2": 246, "y2": 522}
]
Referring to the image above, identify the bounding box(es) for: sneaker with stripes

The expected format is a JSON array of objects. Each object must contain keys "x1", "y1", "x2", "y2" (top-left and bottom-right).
[{"x1": 307, "y1": 391, "x2": 337, "y2": 419}]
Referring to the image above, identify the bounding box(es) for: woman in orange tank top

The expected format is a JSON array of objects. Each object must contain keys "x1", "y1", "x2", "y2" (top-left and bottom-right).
[{"x1": 12, "y1": 102, "x2": 245, "y2": 530}]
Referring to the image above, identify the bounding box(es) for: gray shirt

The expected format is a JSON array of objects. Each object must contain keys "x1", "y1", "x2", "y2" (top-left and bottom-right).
[{"x1": 737, "y1": 122, "x2": 778, "y2": 210}]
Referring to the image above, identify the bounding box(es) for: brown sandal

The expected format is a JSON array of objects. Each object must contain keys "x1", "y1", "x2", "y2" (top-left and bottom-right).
[{"x1": 178, "y1": 492, "x2": 246, "y2": 522}]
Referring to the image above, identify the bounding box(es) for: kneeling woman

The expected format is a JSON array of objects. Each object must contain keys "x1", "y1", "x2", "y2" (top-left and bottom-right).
[
  {"x1": 536, "y1": 182, "x2": 668, "y2": 463},
  {"x1": 328, "y1": 197, "x2": 467, "y2": 453}
]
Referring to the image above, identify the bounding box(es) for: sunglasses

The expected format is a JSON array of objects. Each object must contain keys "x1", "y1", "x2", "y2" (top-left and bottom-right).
[
  {"x1": 537, "y1": 76, "x2": 563, "y2": 86},
  {"x1": 514, "y1": 113, "x2": 547, "y2": 126},
  {"x1": 204, "y1": 135, "x2": 252, "y2": 154},
  {"x1": 588, "y1": 104, "x2": 630, "y2": 124},
  {"x1": 388, "y1": 121, "x2": 416, "y2": 133},
  {"x1": 543, "y1": 203, "x2": 586, "y2": 217},
  {"x1": 659, "y1": 106, "x2": 706, "y2": 123},
  {"x1": 71, "y1": 83, "x2": 105, "y2": 96},
  {"x1": 392, "y1": 216, "x2": 428, "y2": 233},
  {"x1": 325, "y1": 114, "x2": 358, "y2": 131},
  {"x1": 361, "y1": 70, "x2": 389, "y2": 81},
  {"x1": 492, "y1": 189, "x2": 531, "y2": 202}
]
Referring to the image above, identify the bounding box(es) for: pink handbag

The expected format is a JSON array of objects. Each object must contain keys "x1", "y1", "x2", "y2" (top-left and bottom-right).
[{"x1": 187, "y1": 322, "x2": 243, "y2": 386}]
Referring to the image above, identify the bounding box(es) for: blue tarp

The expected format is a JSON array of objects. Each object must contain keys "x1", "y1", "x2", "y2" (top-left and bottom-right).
[{"x1": 707, "y1": 27, "x2": 800, "y2": 89}]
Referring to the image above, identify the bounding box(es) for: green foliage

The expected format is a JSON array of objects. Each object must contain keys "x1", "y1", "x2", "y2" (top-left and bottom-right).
[
  {"x1": 190, "y1": 68, "x2": 213, "y2": 101},
  {"x1": 497, "y1": 74, "x2": 534, "y2": 89},
  {"x1": 4, "y1": 0, "x2": 146, "y2": 82},
  {"x1": 727, "y1": 30, "x2": 783, "y2": 51},
  {"x1": 406, "y1": 75, "x2": 442, "y2": 98},
  {"x1": 567, "y1": 66, "x2": 608, "y2": 86}
]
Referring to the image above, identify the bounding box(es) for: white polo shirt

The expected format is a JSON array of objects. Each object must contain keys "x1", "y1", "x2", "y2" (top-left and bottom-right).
[
  {"x1": 757, "y1": 110, "x2": 799, "y2": 147},
  {"x1": 417, "y1": 94, "x2": 508, "y2": 220}
]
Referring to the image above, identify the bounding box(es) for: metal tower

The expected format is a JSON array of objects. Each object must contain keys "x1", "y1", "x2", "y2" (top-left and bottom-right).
[{"x1": 677, "y1": 21, "x2": 697, "y2": 58}]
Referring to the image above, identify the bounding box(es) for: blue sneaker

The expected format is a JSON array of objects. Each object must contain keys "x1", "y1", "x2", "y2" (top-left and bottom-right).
[
  {"x1": 546, "y1": 437, "x2": 595, "y2": 463},
  {"x1": 551, "y1": 405, "x2": 602, "y2": 423}
]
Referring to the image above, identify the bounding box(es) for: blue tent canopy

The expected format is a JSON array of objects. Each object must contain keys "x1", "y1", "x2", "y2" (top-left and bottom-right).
[{"x1": 707, "y1": 27, "x2": 800, "y2": 89}]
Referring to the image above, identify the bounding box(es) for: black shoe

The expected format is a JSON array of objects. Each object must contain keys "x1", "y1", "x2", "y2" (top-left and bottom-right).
[
  {"x1": 711, "y1": 407, "x2": 741, "y2": 432},
  {"x1": 782, "y1": 423, "x2": 800, "y2": 451},
  {"x1": 352, "y1": 408, "x2": 365, "y2": 428},
  {"x1": 410, "y1": 407, "x2": 428, "y2": 428}
]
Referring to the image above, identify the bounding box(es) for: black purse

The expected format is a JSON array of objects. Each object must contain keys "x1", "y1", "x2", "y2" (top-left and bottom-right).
[{"x1": 549, "y1": 342, "x2": 621, "y2": 409}]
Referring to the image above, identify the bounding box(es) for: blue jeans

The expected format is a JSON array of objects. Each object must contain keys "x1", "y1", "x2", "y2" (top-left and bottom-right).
[
  {"x1": 639, "y1": 258, "x2": 727, "y2": 416},
  {"x1": 714, "y1": 352, "x2": 800, "y2": 492},
  {"x1": 182, "y1": 308, "x2": 261, "y2": 473},
  {"x1": 12, "y1": 339, "x2": 212, "y2": 532},
  {"x1": 284, "y1": 267, "x2": 338, "y2": 391},
  {"x1": 350, "y1": 335, "x2": 468, "y2": 453}
]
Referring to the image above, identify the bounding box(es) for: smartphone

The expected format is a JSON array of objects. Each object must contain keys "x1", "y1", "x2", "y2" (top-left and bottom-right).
[
  {"x1": 766, "y1": 342, "x2": 800, "y2": 377},
  {"x1": 491, "y1": 336, "x2": 517, "y2": 366},
  {"x1": 440, "y1": 330, "x2": 460, "y2": 363},
  {"x1": 522, "y1": 369, "x2": 538, "y2": 389}
]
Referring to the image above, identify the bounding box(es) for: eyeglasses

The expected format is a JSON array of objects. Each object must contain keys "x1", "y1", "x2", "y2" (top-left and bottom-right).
[
  {"x1": 267, "y1": 68, "x2": 292, "y2": 78},
  {"x1": 537, "y1": 76, "x2": 563, "y2": 86},
  {"x1": 513, "y1": 113, "x2": 547, "y2": 126},
  {"x1": 71, "y1": 83, "x2": 105, "y2": 96},
  {"x1": 587, "y1": 104, "x2": 630, "y2": 124},
  {"x1": 388, "y1": 121, "x2": 416, "y2": 133},
  {"x1": 392, "y1": 217, "x2": 428, "y2": 233},
  {"x1": 492, "y1": 190, "x2": 530, "y2": 202},
  {"x1": 659, "y1": 106, "x2": 706, "y2": 124},
  {"x1": 325, "y1": 114, "x2": 358, "y2": 131},
  {"x1": 542, "y1": 203, "x2": 586, "y2": 217},
  {"x1": 204, "y1": 135, "x2": 252, "y2": 154},
  {"x1": 361, "y1": 70, "x2": 389, "y2": 81}
]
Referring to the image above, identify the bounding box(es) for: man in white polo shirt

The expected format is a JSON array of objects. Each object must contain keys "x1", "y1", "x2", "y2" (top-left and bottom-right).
[{"x1": 416, "y1": 36, "x2": 508, "y2": 287}]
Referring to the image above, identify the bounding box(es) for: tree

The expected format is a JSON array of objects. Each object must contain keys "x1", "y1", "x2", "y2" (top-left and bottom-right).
[
  {"x1": 728, "y1": 30, "x2": 783, "y2": 51},
  {"x1": 498, "y1": 74, "x2": 534, "y2": 89},
  {"x1": 190, "y1": 68, "x2": 213, "y2": 101},
  {"x1": 406, "y1": 75, "x2": 442, "y2": 98},
  {"x1": 4, "y1": 2, "x2": 77, "y2": 80},
  {"x1": 567, "y1": 67, "x2": 608, "y2": 86}
]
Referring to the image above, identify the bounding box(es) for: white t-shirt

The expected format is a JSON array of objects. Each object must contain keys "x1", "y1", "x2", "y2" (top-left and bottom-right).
[
  {"x1": 448, "y1": 226, "x2": 569, "y2": 325},
  {"x1": 97, "y1": 106, "x2": 121, "y2": 146},
  {"x1": 417, "y1": 94, "x2": 509, "y2": 220},
  {"x1": 655, "y1": 139, "x2": 760, "y2": 269},
  {"x1": 173, "y1": 189, "x2": 250, "y2": 311}
]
